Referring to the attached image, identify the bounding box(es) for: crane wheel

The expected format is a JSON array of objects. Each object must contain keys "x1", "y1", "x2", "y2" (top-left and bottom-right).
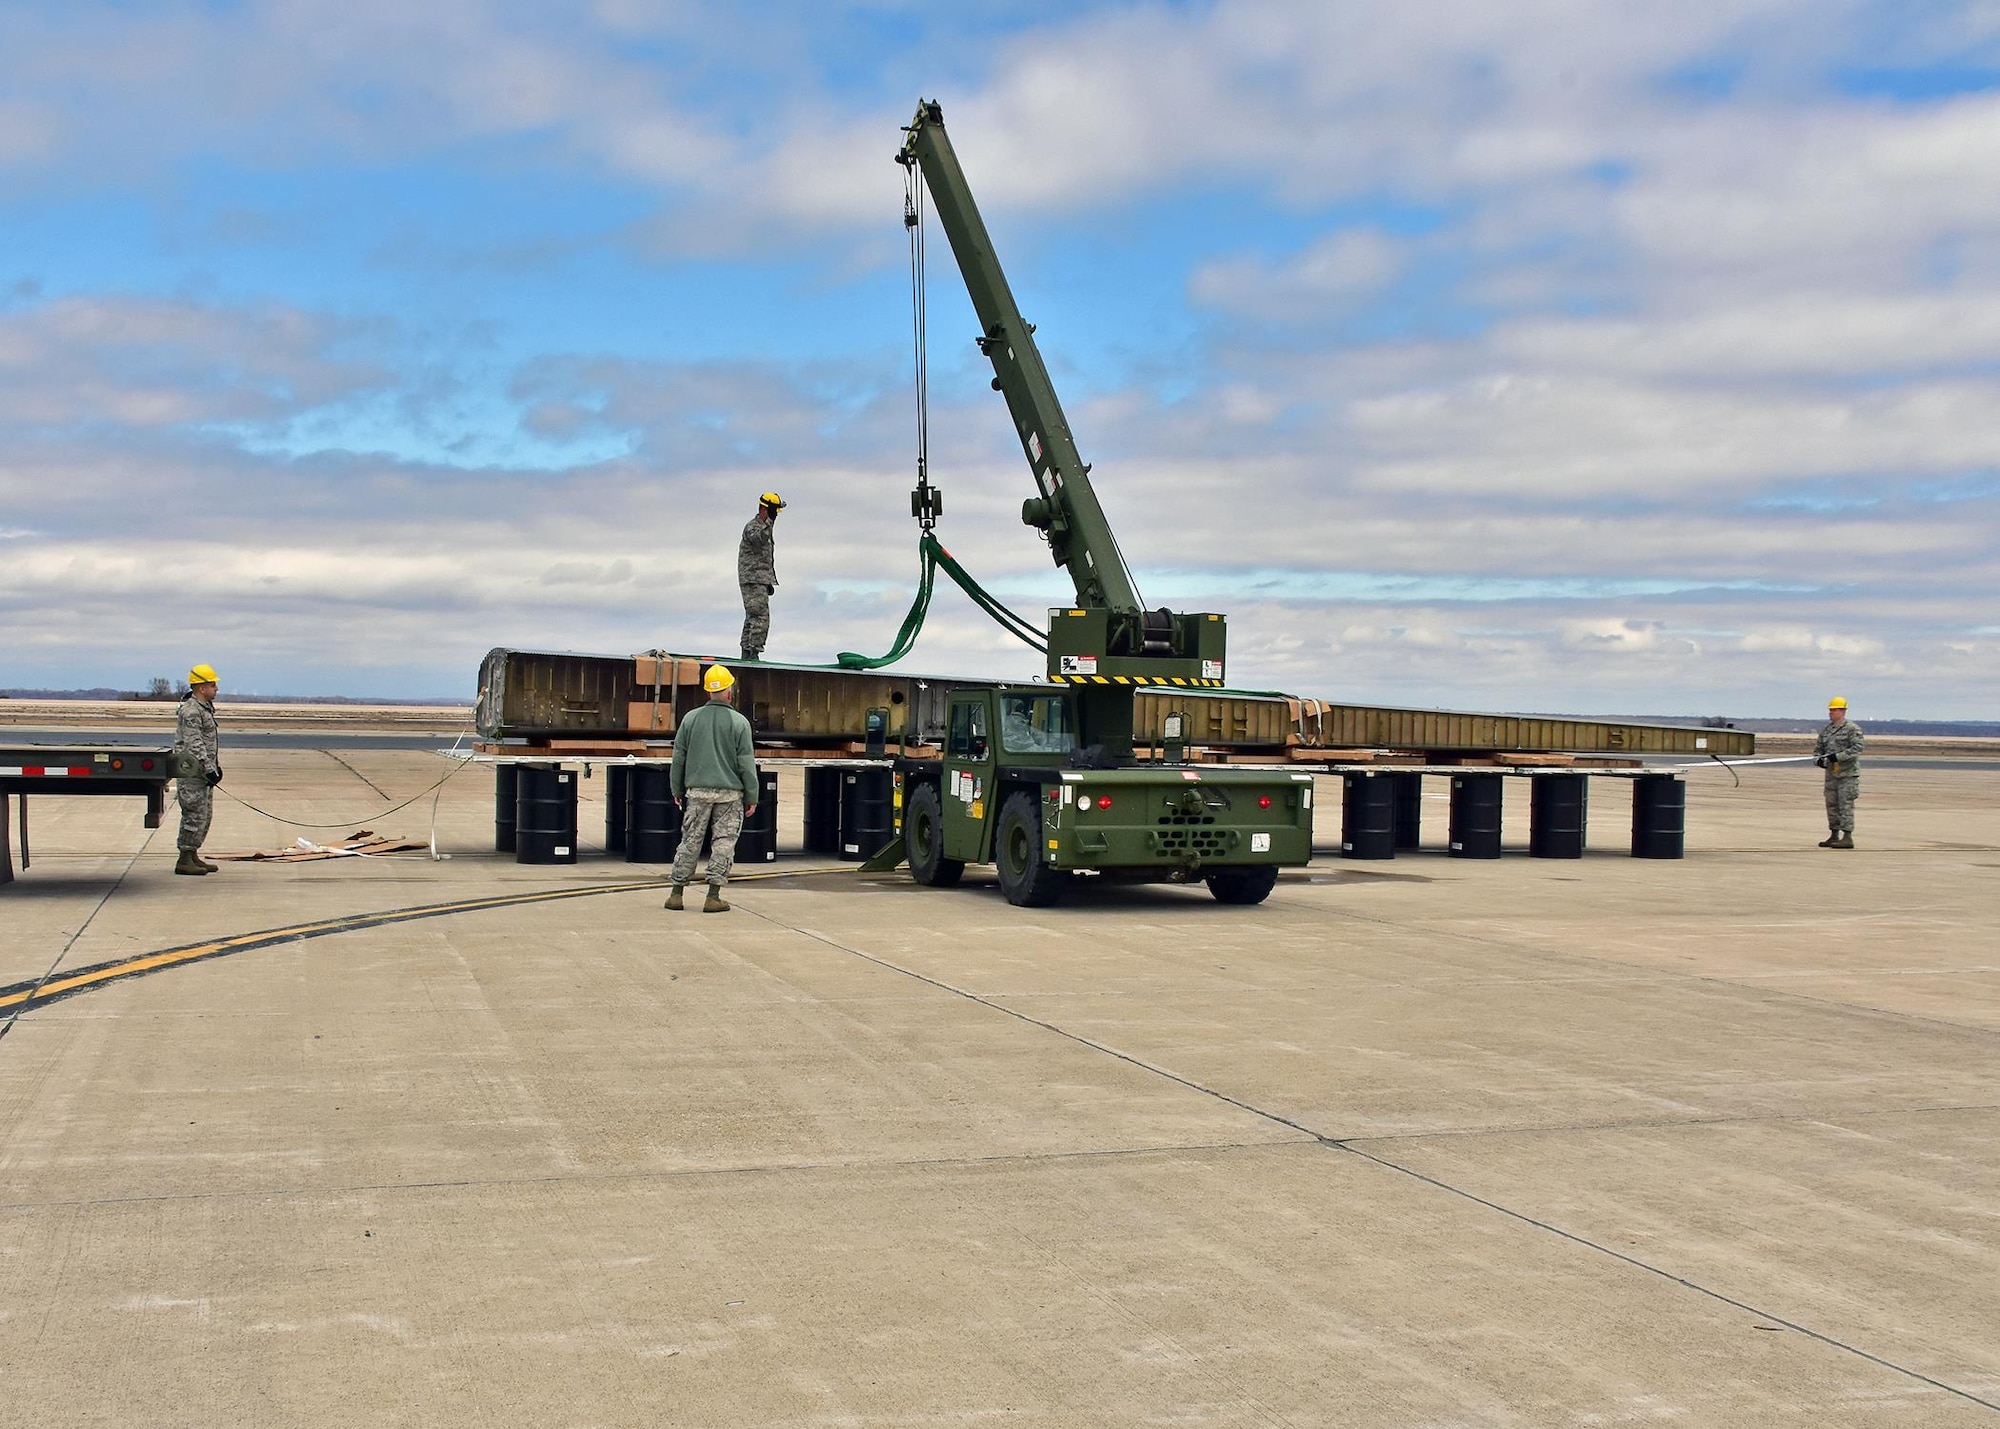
[
  {"x1": 904, "y1": 782, "x2": 964, "y2": 887},
  {"x1": 996, "y1": 791, "x2": 1070, "y2": 907},
  {"x1": 1205, "y1": 865, "x2": 1279, "y2": 905}
]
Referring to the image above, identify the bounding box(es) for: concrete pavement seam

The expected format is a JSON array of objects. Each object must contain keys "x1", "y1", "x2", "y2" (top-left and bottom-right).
[
  {"x1": 1337, "y1": 1101, "x2": 2000, "y2": 1146},
  {"x1": 743, "y1": 901, "x2": 2000, "y2": 1418},
  {"x1": 1338, "y1": 1141, "x2": 2000, "y2": 1416},
  {"x1": 8, "y1": 867, "x2": 1991, "y2": 1409},
  {"x1": 740, "y1": 904, "x2": 1328, "y2": 1145},
  {"x1": 0, "y1": 1135, "x2": 1301, "y2": 1212},
  {"x1": 1286, "y1": 899, "x2": 2000, "y2": 1044},
  {"x1": 0, "y1": 825, "x2": 157, "y2": 1048}
]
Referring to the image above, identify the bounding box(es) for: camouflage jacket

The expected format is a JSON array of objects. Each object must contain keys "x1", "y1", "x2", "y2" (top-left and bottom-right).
[
  {"x1": 175, "y1": 693, "x2": 220, "y2": 777},
  {"x1": 738, "y1": 513, "x2": 776, "y2": 589},
  {"x1": 1812, "y1": 720, "x2": 1863, "y2": 776}
]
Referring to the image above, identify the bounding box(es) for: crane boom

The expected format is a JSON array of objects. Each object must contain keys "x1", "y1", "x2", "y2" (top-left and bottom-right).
[
  {"x1": 896, "y1": 99, "x2": 1225, "y2": 696},
  {"x1": 896, "y1": 100, "x2": 1145, "y2": 616}
]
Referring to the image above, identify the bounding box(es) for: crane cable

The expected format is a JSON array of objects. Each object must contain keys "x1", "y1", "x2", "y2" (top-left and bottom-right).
[
  {"x1": 828, "y1": 162, "x2": 1045, "y2": 670},
  {"x1": 907, "y1": 162, "x2": 936, "y2": 534}
]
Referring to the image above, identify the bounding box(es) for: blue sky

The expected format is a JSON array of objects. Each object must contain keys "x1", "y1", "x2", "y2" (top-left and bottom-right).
[{"x1": 2, "y1": 0, "x2": 1997, "y2": 716}]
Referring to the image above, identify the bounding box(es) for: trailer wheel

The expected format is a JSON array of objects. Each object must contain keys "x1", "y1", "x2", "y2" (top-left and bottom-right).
[
  {"x1": 1205, "y1": 865, "x2": 1279, "y2": 905},
  {"x1": 904, "y1": 782, "x2": 964, "y2": 887},
  {"x1": 995, "y1": 792, "x2": 1070, "y2": 908}
]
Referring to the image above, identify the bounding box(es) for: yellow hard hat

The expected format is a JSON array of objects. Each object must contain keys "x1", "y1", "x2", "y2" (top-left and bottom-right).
[
  {"x1": 703, "y1": 664, "x2": 735, "y2": 693},
  {"x1": 759, "y1": 491, "x2": 786, "y2": 510},
  {"x1": 188, "y1": 664, "x2": 219, "y2": 687},
  {"x1": 1828, "y1": 696, "x2": 1847, "y2": 709}
]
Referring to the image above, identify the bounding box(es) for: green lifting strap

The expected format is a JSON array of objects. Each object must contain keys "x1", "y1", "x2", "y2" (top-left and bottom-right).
[{"x1": 833, "y1": 533, "x2": 1047, "y2": 670}]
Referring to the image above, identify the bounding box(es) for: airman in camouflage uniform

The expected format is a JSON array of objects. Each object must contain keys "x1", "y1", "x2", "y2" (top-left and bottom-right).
[
  {"x1": 174, "y1": 664, "x2": 223, "y2": 875},
  {"x1": 666, "y1": 664, "x2": 760, "y2": 914},
  {"x1": 1812, "y1": 697, "x2": 1864, "y2": 849},
  {"x1": 738, "y1": 492, "x2": 784, "y2": 661}
]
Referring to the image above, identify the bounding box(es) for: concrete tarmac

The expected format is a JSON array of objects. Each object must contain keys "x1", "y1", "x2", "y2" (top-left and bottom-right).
[{"x1": 2, "y1": 752, "x2": 1997, "y2": 1426}]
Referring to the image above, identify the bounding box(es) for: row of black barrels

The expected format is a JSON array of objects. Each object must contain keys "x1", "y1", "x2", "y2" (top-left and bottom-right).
[
  {"x1": 801, "y1": 766, "x2": 895, "y2": 860},
  {"x1": 495, "y1": 764, "x2": 780, "y2": 866},
  {"x1": 493, "y1": 764, "x2": 897, "y2": 865},
  {"x1": 1339, "y1": 771, "x2": 1685, "y2": 860}
]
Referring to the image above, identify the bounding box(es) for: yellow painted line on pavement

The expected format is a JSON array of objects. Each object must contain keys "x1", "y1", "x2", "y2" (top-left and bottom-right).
[{"x1": 0, "y1": 867, "x2": 857, "y2": 1015}]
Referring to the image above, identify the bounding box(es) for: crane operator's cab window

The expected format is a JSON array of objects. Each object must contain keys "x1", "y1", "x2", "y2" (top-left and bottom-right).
[
  {"x1": 949, "y1": 701, "x2": 989, "y2": 760},
  {"x1": 999, "y1": 694, "x2": 1075, "y2": 755}
]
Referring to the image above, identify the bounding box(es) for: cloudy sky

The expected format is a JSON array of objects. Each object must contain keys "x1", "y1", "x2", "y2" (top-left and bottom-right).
[{"x1": 3, "y1": 0, "x2": 1996, "y2": 717}]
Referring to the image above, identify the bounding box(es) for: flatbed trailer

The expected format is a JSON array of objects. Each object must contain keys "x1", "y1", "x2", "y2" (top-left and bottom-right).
[{"x1": 0, "y1": 744, "x2": 175, "y2": 884}]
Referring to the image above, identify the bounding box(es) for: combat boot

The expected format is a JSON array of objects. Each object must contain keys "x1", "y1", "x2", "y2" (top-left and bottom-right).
[
  {"x1": 702, "y1": 888, "x2": 730, "y2": 914},
  {"x1": 664, "y1": 885, "x2": 684, "y2": 910},
  {"x1": 740, "y1": 648, "x2": 759, "y2": 663},
  {"x1": 1818, "y1": 829, "x2": 1841, "y2": 848},
  {"x1": 1833, "y1": 831, "x2": 1855, "y2": 849},
  {"x1": 194, "y1": 852, "x2": 219, "y2": 872},
  {"x1": 174, "y1": 849, "x2": 211, "y2": 876}
]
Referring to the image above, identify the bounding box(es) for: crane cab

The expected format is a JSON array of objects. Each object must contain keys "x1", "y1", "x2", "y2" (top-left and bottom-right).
[{"x1": 897, "y1": 685, "x2": 1310, "y2": 908}]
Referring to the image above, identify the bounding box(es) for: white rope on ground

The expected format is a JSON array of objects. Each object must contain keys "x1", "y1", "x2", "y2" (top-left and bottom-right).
[
  {"x1": 201, "y1": 712, "x2": 481, "y2": 836},
  {"x1": 212, "y1": 752, "x2": 476, "y2": 830},
  {"x1": 430, "y1": 729, "x2": 471, "y2": 861}
]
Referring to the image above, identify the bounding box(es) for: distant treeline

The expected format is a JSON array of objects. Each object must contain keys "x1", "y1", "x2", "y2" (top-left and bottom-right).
[
  {"x1": 1480, "y1": 712, "x2": 2000, "y2": 739},
  {"x1": 1, "y1": 688, "x2": 472, "y2": 706},
  {"x1": 1710, "y1": 718, "x2": 2000, "y2": 738},
  {"x1": 1600, "y1": 715, "x2": 2000, "y2": 738}
]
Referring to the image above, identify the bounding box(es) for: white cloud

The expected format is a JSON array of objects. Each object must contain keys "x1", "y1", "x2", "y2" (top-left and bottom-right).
[
  {"x1": 1338, "y1": 374, "x2": 2000, "y2": 495},
  {"x1": 1561, "y1": 618, "x2": 1698, "y2": 654},
  {"x1": 1613, "y1": 94, "x2": 2000, "y2": 281},
  {"x1": 0, "y1": 296, "x2": 381, "y2": 427},
  {"x1": 0, "y1": 99, "x2": 59, "y2": 163},
  {"x1": 1191, "y1": 230, "x2": 1403, "y2": 320},
  {"x1": 1739, "y1": 628, "x2": 1886, "y2": 657},
  {"x1": 1493, "y1": 292, "x2": 2000, "y2": 378},
  {"x1": 3, "y1": 1, "x2": 1999, "y2": 715},
  {"x1": 0, "y1": 1, "x2": 733, "y2": 194}
]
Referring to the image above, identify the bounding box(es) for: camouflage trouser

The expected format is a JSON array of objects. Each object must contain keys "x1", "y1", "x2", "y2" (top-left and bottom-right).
[
  {"x1": 177, "y1": 779, "x2": 213, "y2": 851},
  {"x1": 739, "y1": 583, "x2": 770, "y2": 657},
  {"x1": 1824, "y1": 774, "x2": 1859, "y2": 832},
  {"x1": 672, "y1": 788, "x2": 745, "y2": 889}
]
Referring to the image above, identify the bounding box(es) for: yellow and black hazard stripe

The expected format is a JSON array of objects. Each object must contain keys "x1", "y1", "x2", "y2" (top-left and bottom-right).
[
  {"x1": 0, "y1": 868, "x2": 850, "y2": 1017},
  {"x1": 1047, "y1": 674, "x2": 1225, "y2": 688}
]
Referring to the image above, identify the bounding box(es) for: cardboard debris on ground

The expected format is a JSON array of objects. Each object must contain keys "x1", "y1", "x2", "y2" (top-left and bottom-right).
[{"x1": 217, "y1": 831, "x2": 429, "y2": 863}]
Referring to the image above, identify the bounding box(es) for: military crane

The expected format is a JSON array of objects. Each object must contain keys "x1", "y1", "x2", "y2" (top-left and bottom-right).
[{"x1": 888, "y1": 99, "x2": 1308, "y2": 906}]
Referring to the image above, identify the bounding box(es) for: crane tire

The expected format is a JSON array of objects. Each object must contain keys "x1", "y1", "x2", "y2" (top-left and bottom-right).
[
  {"x1": 1205, "y1": 865, "x2": 1279, "y2": 905},
  {"x1": 995, "y1": 791, "x2": 1070, "y2": 908},
  {"x1": 904, "y1": 782, "x2": 964, "y2": 887}
]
